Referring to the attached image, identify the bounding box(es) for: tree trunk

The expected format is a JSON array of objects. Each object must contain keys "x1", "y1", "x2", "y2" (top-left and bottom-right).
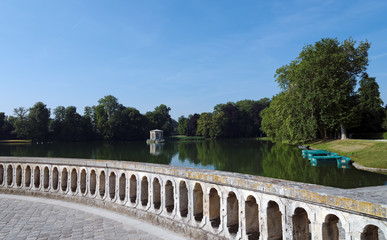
[{"x1": 340, "y1": 123, "x2": 347, "y2": 140}]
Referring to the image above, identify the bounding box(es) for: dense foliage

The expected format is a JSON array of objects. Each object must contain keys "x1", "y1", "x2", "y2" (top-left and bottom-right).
[
  {"x1": 180, "y1": 98, "x2": 270, "y2": 139},
  {"x1": 0, "y1": 95, "x2": 174, "y2": 141},
  {"x1": 261, "y1": 38, "x2": 385, "y2": 144}
]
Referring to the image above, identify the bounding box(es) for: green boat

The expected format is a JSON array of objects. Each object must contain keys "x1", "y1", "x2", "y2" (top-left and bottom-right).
[
  {"x1": 307, "y1": 152, "x2": 338, "y2": 161},
  {"x1": 302, "y1": 149, "x2": 329, "y2": 158},
  {"x1": 337, "y1": 157, "x2": 352, "y2": 165},
  {"x1": 310, "y1": 161, "x2": 337, "y2": 167},
  {"x1": 337, "y1": 162, "x2": 352, "y2": 169},
  {"x1": 310, "y1": 155, "x2": 342, "y2": 164}
]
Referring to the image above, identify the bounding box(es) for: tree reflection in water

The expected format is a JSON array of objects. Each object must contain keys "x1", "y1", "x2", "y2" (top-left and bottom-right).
[{"x1": 1, "y1": 139, "x2": 386, "y2": 188}]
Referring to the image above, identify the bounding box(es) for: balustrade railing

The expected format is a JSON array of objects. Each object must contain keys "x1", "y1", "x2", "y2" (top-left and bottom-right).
[{"x1": 0, "y1": 157, "x2": 386, "y2": 240}]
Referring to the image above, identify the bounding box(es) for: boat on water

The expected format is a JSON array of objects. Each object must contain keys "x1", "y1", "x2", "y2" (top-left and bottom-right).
[
  {"x1": 302, "y1": 150, "x2": 338, "y2": 160},
  {"x1": 302, "y1": 149, "x2": 352, "y2": 168}
]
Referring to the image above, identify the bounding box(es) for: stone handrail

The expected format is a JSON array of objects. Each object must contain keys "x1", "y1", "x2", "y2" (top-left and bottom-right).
[{"x1": 0, "y1": 157, "x2": 386, "y2": 240}]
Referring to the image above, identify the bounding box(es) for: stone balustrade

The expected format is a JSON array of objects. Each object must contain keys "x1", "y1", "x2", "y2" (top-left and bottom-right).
[{"x1": 0, "y1": 157, "x2": 386, "y2": 240}]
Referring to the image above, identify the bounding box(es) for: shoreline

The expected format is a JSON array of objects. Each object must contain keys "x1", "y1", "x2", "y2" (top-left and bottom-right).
[{"x1": 352, "y1": 162, "x2": 387, "y2": 173}]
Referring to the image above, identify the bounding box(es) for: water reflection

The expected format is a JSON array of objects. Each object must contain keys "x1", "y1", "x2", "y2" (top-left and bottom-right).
[
  {"x1": 0, "y1": 139, "x2": 386, "y2": 188},
  {"x1": 148, "y1": 143, "x2": 164, "y2": 156}
]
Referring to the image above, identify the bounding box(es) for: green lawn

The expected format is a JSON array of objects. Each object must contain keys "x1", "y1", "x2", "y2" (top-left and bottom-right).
[{"x1": 309, "y1": 139, "x2": 387, "y2": 169}]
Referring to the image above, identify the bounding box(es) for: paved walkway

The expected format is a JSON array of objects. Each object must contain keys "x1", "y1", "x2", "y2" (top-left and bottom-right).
[{"x1": 0, "y1": 194, "x2": 187, "y2": 240}]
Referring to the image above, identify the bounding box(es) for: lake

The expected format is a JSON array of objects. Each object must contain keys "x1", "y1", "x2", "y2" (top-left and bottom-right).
[{"x1": 1, "y1": 139, "x2": 386, "y2": 189}]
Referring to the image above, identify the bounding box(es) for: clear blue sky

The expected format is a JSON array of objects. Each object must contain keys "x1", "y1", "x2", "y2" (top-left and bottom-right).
[{"x1": 1, "y1": 0, "x2": 386, "y2": 120}]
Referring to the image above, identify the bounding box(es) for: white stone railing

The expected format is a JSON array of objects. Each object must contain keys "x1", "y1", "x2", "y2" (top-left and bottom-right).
[{"x1": 0, "y1": 157, "x2": 386, "y2": 240}]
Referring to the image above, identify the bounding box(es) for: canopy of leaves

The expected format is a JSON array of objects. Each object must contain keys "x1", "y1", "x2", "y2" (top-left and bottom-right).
[{"x1": 262, "y1": 38, "x2": 371, "y2": 143}]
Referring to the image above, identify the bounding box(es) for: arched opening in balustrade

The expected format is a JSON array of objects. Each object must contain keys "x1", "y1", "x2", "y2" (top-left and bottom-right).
[
  {"x1": 24, "y1": 166, "x2": 31, "y2": 187},
  {"x1": 361, "y1": 225, "x2": 384, "y2": 240},
  {"x1": 25, "y1": 166, "x2": 31, "y2": 187},
  {"x1": 322, "y1": 214, "x2": 345, "y2": 240},
  {"x1": 141, "y1": 176, "x2": 149, "y2": 206},
  {"x1": 34, "y1": 166, "x2": 40, "y2": 188},
  {"x1": 71, "y1": 169, "x2": 77, "y2": 193},
  {"x1": 227, "y1": 191, "x2": 239, "y2": 235},
  {"x1": 165, "y1": 180, "x2": 174, "y2": 213},
  {"x1": 245, "y1": 195, "x2": 259, "y2": 240},
  {"x1": 80, "y1": 169, "x2": 86, "y2": 194},
  {"x1": 267, "y1": 201, "x2": 283, "y2": 240},
  {"x1": 99, "y1": 171, "x2": 106, "y2": 197},
  {"x1": 179, "y1": 181, "x2": 188, "y2": 217},
  {"x1": 0, "y1": 164, "x2": 3, "y2": 185},
  {"x1": 90, "y1": 170, "x2": 96, "y2": 195},
  {"x1": 153, "y1": 178, "x2": 161, "y2": 209},
  {"x1": 16, "y1": 165, "x2": 22, "y2": 187},
  {"x1": 130, "y1": 175, "x2": 137, "y2": 203},
  {"x1": 292, "y1": 207, "x2": 310, "y2": 240},
  {"x1": 43, "y1": 167, "x2": 49, "y2": 189},
  {"x1": 61, "y1": 168, "x2": 68, "y2": 191},
  {"x1": 193, "y1": 183, "x2": 203, "y2": 222},
  {"x1": 7, "y1": 165, "x2": 13, "y2": 186},
  {"x1": 109, "y1": 172, "x2": 116, "y2": 200},
  {"x1": 119, "y1": 173, "x2": 126, "y2": 201},
  {"x1": 209, "y1": 188, "x2": 221, "y2": 228},
  {"x1": 52, "y1": 167, "x2": 58, "y2": 190}
]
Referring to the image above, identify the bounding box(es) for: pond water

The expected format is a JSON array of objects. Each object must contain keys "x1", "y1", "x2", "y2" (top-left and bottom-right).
[{"x1": 1, "y1": 139, "x2": 386, "y2": 189}]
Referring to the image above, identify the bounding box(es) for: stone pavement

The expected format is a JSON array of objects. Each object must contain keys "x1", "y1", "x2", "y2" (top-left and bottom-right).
[{"x1": 0, "y1": 194, "x2": 187, "y2": 240}]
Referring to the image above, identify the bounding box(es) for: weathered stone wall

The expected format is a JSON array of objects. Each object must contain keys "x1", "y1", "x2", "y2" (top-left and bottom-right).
[{"x1": 0, "y1": 157, "x2": 386, "y2": 240}]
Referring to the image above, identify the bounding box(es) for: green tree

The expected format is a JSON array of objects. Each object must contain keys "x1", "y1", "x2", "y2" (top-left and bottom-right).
[
  {"x1": 178, "y1": 116, "x2": 189, "y2": 135},
  {"x1": 93, "y1": 104, "x2": 110, "y2": 140},
  {"x1": 209, "y1": 112, "x2": 225, "y2": 139},
  {"x1": 383, "y1": 107, "x2": 387, "y2": 131},
  {"x1": 98, "y1": 95, "x2": 120, "y2": 119},
  {"x1": 187, "y1": 114, "x2": 200, "y2": 136},
  {"x1": 92, "y1": 95, "x2": 124, "y2": 140},
  {"x1": 82, "y1": 106, "x2": 96, "y2": 140},
  {"x1": 196, "y1": 113, "x2": 212, "y2": 138},
  {"x1": 145, "y1": 104, "x2": 173, "y2": 136},
  {"x1": 0, "y1": 113, "x2": 12, "y2": 139},
  {"x1": 357, "y1": 74, "x2": 384, "y2": 133},
  {"x1": 12, "y1": 107, "x2": 29, "y2": 139},
  {"x1": 262, "y1": 38, "x2": 370, "y2": 143},
  {"x1": 28, "y1": 102, "x2": 50, "y2": 141}
]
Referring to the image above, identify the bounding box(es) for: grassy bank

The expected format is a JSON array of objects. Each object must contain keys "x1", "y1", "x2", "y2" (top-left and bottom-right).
[{"x1": 309, "y1": 139, "x2": 387, "y2": 169}]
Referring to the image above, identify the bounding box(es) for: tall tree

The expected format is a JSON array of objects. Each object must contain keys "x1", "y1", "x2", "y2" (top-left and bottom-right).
[
  {"x1": 186, "y1": 114, "x2": 200, "y2": 136},
  {"x1": 178, "y1": 116, "x2": 189, "y2": 135},
  {"x1": 262, "y1": 38, "x2": 370, "y2": 143},
  {"x1": 196, "y1": 113, "x2": 212, "y2": 138},
  {"x1": 98, "y1": 95, "x2": 120, "y2": 119},
  {"x1": 28, "y1": 102, "x2": 51, "y2": 141},
  {"x1": 146, "y1": 104, "x2": 173, "y2": 136},
  {"x1": 12, "y1": 107, "x2": 29, "y2": 139},
  {"x1": 357, "y1": 74, "x2": 384, "y2": 133}
]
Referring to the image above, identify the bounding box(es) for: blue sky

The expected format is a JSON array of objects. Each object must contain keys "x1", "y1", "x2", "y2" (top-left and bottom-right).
[{"x1": 1, "y1": 0, "x2": 386, "y2": 120}]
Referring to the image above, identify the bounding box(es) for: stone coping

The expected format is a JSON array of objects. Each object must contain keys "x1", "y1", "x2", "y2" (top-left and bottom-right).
[
  {"x1": 0, "y1": 156, "x2": 386, "y2": 219},
  {"x1": 353, "y1": 162, "x2": 387, "y2": 173}
]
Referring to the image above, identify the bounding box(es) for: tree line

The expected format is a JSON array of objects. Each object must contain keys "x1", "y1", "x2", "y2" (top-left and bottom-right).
[
  {"x1": 0, "y1": 95, "x2": 175, "y2": 141},
  {"x1": 0, "y1": 97, "x2": 271, "y2": 141},
  {"x1": 178, "y1": 98, "x2": 270, "y2": 139},
  {"x1": 260, "y1": 37, "x2": 387, "y2": 144}
]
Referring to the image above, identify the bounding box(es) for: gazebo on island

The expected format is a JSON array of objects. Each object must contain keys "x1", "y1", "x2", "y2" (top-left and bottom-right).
[{"x1": 146, "y1": 129, "x2": 165, "y2": 143}]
